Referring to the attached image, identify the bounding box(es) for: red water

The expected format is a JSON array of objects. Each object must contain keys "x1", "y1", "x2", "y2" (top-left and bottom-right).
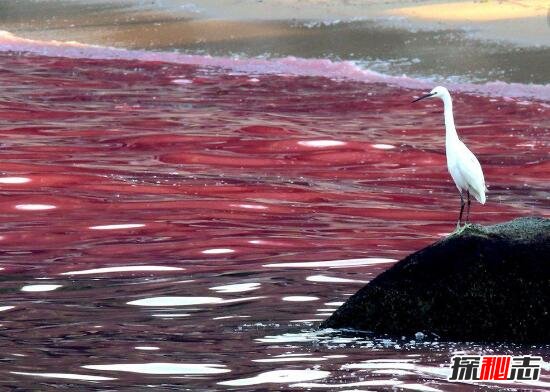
[{"x1": 0, "y1": 52, "x2": 548, "y2": 390}]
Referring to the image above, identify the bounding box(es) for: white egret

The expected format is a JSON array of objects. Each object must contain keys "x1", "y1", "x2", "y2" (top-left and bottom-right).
[{"x1": 412, "y1": 86, "x2": 486, "y2": 228}]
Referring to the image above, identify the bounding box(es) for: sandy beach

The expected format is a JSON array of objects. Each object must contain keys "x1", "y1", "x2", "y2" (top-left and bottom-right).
[
  {"x1": 1, "y1": 0, "x2": 548, "y2": 45},
  {"x1": 0, "y1": 1, "x2": 549, "y2": 83}
]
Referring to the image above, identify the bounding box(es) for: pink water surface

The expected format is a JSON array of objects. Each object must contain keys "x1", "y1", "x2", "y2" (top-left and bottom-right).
[{"x1": 0, "y1": 50, "x2": 548, "y2": 390}]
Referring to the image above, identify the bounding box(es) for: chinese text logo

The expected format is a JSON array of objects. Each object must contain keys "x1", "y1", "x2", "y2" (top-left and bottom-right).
[{"x1": 449, "y1": 355, "x2": 542, "y2": 382}]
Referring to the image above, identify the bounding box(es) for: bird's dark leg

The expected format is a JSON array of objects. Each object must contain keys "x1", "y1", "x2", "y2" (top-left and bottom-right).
[
  {"x1": 457, "y1": 193, "x2": 465, "y2": 229},
  {"x1": 465, "y1": 190, "x2": 471, "y2": 224}
]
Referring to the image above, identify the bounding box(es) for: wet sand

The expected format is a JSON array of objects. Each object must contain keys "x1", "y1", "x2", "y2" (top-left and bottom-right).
[
  {"x1": 1, "y1": 0, "x2": 548, "y2": 45},
  {"x1": 0, "y1": 0, "x2": 549, "y2": 84}
]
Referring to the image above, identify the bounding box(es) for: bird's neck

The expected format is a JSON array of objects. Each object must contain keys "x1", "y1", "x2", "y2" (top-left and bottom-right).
[{"x1": 442, "y1": 94, "x2": 459, "y2": 144}]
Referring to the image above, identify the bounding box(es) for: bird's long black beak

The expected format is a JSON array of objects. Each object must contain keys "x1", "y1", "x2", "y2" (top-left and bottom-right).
[{"x1": 411, "y1": 93, "x2": 435, "y2": 103}]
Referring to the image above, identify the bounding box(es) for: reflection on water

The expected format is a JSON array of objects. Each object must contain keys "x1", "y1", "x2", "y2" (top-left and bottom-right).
[
  {"x1": 0, "y1": 52, "x2": 548, "y2": 390},
  {"x1": 20, "y1": 284, "x2": 62, "y2": 292},
  {"x1": 219, "y1": 369, "x2": 330, "y2": 386},
  {"x1": 10, "y1": 372, "x2": 117, "y2": 381},
  {"x1": 83, "y1": 362, "x2": 232, "y2": 375},
  {"x1": 61, "y1": 265, "x2": 184, "y2": 275}
]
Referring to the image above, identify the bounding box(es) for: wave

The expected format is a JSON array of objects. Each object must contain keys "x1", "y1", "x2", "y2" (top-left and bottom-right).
[{"x1": 0, "y1": 30, "x2": 549, "y2": 102}]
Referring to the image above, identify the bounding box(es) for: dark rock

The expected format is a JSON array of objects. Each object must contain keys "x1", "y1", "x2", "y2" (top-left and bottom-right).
[{"x1": 321, "y1": 217, "x2": 550, "y2": 343}]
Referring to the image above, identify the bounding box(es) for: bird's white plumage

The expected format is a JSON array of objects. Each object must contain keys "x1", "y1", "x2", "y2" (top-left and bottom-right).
[
  {"x1": 447, "y1": 139, "x2": 486, "y2": 204},
  {"x1": 426, "y1": 86, "x2": 486, "y2": 206},
  {"x1": 413, "y1": 86, "x2": 486, "y2": 226}
]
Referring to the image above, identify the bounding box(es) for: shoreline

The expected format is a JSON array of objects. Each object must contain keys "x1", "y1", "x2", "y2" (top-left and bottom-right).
[
  {"x1": 0, "y1": 1, "x2": 548, "y2": 86},
  {"x1": 1, "y1": 30, "x2": 549, "y2": 102}
]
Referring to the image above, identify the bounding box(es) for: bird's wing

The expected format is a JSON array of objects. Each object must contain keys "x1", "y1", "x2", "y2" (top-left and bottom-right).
[{"x1": 457, "y1": 141, "x2": 487, "y2": 203}]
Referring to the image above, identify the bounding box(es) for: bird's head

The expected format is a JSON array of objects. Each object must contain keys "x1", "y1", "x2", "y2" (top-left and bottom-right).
[{"x1": 411, "y1": 86, "x2": 449, "y2": 103}]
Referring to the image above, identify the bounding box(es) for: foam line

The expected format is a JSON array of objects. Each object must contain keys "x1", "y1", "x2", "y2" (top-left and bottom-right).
[{"x1": 1, "y1": 30, "x2": 548, "y2": 101}]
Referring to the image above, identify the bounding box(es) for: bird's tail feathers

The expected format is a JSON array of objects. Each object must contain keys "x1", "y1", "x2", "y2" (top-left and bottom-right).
[
  {"x1": 470, "y1": 186, "x2": 486, "y2": 204},
  {"x1": 480, "y1": 194, "x2": 486, "y2": 204},
  {"x1": 478, "y1": 191, "x2": 486, "y2": 205}
]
